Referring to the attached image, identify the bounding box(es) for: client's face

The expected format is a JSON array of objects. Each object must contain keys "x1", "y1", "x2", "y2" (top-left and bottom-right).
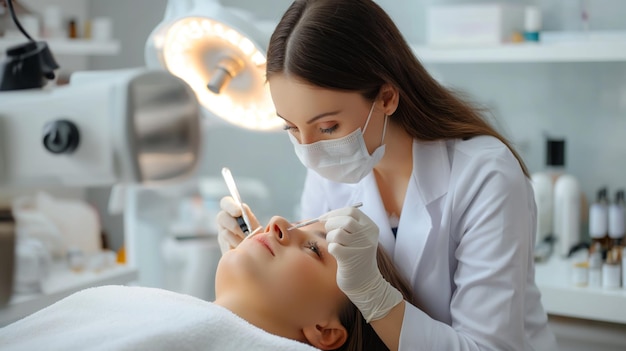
[{"x1": 215, "y1": 216, "x2": 346, "y2": 333}]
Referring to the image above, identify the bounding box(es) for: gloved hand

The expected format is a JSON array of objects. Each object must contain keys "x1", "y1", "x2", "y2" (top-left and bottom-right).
[
  {"x1": 322, "y1": 207, "x2": 403, "y2": 323},
  {"x1": 216, "y1": 196, "x2": 260, "y2": 255}
]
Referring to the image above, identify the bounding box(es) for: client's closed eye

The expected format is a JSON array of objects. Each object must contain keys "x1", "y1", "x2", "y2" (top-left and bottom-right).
[{"x1": 306, "y1": 240, "x2": 323, "y2": 258}]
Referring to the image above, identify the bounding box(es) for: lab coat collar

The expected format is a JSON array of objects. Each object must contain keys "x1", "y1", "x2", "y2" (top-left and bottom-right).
[
  {"x1": 351, "y1": 173, "x2": 396, "y2": 256},
  {"x1": 411, "y1": 139, "x2": 450, "y2": 205},
  {"x1": 394, "y1": 139, "x2": 451, "y2": 283},
  {"x1": 351, "y1": 139, "x2": 452, "y2": 261}
]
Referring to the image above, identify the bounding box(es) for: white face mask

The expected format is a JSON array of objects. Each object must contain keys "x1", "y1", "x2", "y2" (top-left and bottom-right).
[{"x1": 288, "y1": 102, "x2": 388, "y2": 184}]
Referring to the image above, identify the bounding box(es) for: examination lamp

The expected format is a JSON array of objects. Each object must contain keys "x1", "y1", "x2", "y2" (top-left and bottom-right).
[{"x1": 145, "y1": 0, "x2": 282, "y2": 131}]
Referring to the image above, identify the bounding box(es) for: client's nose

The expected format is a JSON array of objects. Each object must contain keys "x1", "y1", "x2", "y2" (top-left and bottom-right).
[{"x1": 267, "y1": 216, "x2": 291, "y2": 244}]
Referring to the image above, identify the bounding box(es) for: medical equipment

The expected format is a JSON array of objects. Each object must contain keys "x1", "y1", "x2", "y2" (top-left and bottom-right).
[
  {"x1": 145, "y1": 0, "x2": 281, "y2": 131},
  {"x1": 0, "y1": 0, "x2": 58, "y2": 91},
  {"x1": 1, "y1": 0, "x2": 283, "y2": 188},
  {"x1": 287, "y1": 202, "x2": 363, "y2": 231},
  {"x1": 1, "y1": 1, "x2": 202, "y2": 186},
  {"x1": 0, "y1": 68, "x2": 201, "y2": 187},
  {"x1": 221, "y1": 167, "x2": 253, "y2": 236},
  {"x1": 1, "y1": 0, "x2": 280, "y2": 297}
]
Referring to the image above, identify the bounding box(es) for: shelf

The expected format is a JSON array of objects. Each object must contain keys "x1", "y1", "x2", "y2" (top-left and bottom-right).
[
  {"x1": 0, "y1": 263, "x2": 137, "y2": 327},
  {"x1": 0, "y1": 38, "x2": 121, "y2": 56},
  {"x1": 535, "y1": 257, "x2": 626, "y2": 324},
  {"x1": 411, "y1": 42, "x2": 626, "y2": 63}
]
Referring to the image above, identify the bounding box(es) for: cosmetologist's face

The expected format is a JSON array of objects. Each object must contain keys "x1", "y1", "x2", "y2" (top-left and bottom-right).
[{"x1": 269, "y1": 74, "x2": 386, "y2": 154}]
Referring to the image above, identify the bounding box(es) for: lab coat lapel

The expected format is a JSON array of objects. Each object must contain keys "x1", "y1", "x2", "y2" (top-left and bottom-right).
[
  {"x1": 351, "y1": 172, "x2": 396, "y2": 256},
  {"x1": 394, "y1": 140, "x2": 450, "y2": 285}
]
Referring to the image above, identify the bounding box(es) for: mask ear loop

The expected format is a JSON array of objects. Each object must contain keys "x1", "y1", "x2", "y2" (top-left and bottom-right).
[
  {"x1": 380, "y1": 114, "x2": 388, "y2": 146},
  {"x1": 362, "y1": 102, "x2": 377, "y2": 133},
  {"x1": 363, "y1": 101, "x2": 387, "y2": 147}
]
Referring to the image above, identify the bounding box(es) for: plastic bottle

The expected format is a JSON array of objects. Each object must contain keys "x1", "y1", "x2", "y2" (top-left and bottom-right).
[
  {"x1": 545, "y1": 138, "x2": 566, "y2": 183},
  {"x1": 608, "y1": 190, "x2": 625, "y2": 289},
  {"x1": 589, "y1": 188, "x2": 610, "y2": 259},
  {"x1": 602, "y1": 247, "x2": 621, "y2": 289},
  {"x1": 530, "y1": 137, "x2": 565, "y2": 247},
  {"x1": 553, "y1": 175, "x2": 581, "y2": 257},
  {"x1": 588, "y1": 242, "x2": 603, "y2": 288},
  {"x1": 531, "y1": 137, "x2": 586, "y2": 259},
  {"x1": 523, "y1": 6, "x2": 542, "y2": 42},
  {"x1": 608, "y1": 190, "x2": 625, "y2": 250}
]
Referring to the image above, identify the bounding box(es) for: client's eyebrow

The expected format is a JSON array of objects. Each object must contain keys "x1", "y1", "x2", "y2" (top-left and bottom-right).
[{"x1": 312, "y1": 230, "x2": 327, "y2": 239}]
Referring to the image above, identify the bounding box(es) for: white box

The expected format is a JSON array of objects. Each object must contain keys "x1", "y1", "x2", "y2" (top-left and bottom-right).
[{"x1": 426, "y1": 4, "x2": 525, "y2": 47}]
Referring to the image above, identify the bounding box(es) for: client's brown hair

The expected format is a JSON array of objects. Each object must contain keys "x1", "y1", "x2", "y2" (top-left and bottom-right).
[{"x1": 335, "y1": 246, "x2": 417, "y2": 351}]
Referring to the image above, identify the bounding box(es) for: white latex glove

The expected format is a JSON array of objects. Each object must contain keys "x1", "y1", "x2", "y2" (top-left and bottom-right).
[
  {"x1": 322, "y1": 207, "x2": 403, "y2": 323},
  {"x1": 216, "y1": 196, "x2": 260, "y2": 255}
]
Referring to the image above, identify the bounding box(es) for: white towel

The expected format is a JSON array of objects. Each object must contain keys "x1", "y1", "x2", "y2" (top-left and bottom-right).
[{"x1": 0, "y1": 285, "x2": 320, "y2": 351}]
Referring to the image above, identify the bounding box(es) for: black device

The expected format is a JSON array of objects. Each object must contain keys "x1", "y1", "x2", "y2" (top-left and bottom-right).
[{"x1": 0, "y1": 0, "x2": 59, "y2": 91}]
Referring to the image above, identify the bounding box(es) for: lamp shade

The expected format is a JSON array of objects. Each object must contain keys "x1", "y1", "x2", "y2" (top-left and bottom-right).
[{"x1": 145, "y1": 0, "x2": 281, "y2": 131}]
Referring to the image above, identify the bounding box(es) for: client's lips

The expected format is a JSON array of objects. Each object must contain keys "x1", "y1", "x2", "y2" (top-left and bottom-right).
[{"x1": 254, "y1": 236, "x2": 274, "y2": 256}]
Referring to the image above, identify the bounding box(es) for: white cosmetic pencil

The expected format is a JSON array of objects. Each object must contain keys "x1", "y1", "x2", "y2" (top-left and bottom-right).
[
  {"x1": 221, "y1": 167, "x2": 253, "y2": 235},
  {"x1": 287, "y1": 202, "x2": 363, "y2": 230}
]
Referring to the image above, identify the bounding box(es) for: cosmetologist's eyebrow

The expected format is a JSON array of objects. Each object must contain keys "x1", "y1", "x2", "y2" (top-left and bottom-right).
[{"x1": 276, "y1": 110, "x2": 342, "y2": 124}]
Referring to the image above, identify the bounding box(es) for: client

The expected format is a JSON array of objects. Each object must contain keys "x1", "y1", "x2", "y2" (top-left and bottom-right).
[{"x1": 0, "y1": 216, "x2": 415, "y2": 351}]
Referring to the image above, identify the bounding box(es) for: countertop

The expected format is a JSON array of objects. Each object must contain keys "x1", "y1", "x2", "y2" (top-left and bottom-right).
[{"x1": 535, "y1": 256, "x2": 626, "y2": 324}]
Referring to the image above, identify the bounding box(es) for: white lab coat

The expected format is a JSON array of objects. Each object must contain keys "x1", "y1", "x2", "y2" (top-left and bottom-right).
[{"x1": 300, "y1": 136, "x2": 558, "y2": 351}]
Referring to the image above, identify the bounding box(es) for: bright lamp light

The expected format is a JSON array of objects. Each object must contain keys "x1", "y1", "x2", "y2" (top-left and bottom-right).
[{"x1": 145, "y1": 0, "x2": 281, "y2": 131}]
